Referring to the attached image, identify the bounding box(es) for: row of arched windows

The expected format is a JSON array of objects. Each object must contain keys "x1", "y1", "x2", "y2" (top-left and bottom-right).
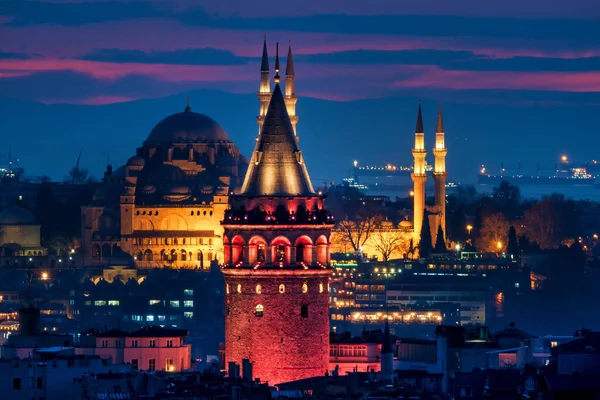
[
  {"x1": 135, "y1": 210, "x2": 159, "y2": 216},
  {"x1": 132, "y1": 238, "x2": 213, "y2": 246},
  {"x1": 189, "y1": 210, "x2": 213, "y2": 217},
  {"x1": 227, "y1": 283, "x2": 324, "y2": 294},
  {"x1": 254, "y1": 303, "x2": 308, "y2": 318}
]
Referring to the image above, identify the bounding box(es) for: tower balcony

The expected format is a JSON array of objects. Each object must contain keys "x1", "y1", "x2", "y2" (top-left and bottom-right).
[{"x1": 223, "y1": 207, "x2": 334, "y2": 226}]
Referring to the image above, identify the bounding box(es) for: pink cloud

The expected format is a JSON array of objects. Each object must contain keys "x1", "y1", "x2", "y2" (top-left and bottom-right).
[{"x1": 393, "y1": 66, "x2": 600, "y2": 92}]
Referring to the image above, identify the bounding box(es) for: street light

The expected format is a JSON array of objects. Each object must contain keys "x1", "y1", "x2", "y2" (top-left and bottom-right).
[
  {"x1": 455, "y1": 244, "x2": 461, "y2": 258},
  {"x1": 497, "y1": 241, "x2": 503, "y2": 251},
  {"x1": 466, "y1": 225, "x2": 473, "y2": 235},
  {"x1": 41, "y1": 272, "x2": 48, "y2": 280}
]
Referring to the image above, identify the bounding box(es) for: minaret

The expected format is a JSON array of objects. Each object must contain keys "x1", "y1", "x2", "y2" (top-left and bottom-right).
[
  {"x1": 284, "y1": 42, "x2": 299, "y2": 134},
  {"x1": 257, "y1": 37, "x2": 271, "y2": 134},
  {"x1": 433, "y1": 105, "x2": 448, "y2": 239},
  {"x1": 412, "y1": 102, "x2": 427, "y2": 242},
  {"x1": 380, "y1": 319, "x2": 394, "y2": 383}
]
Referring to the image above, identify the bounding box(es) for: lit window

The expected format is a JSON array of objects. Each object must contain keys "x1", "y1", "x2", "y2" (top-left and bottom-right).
[
  {"x1": 279, "y1": 284, "x2": 285, "y2": 294},
  {"x1": 84, "y1": 301, "x2": 91, "y2": 306},
  {"x1": 255, "y1": 304, "x2": 264, "y2": 317},
  {"x1": 302, "y1": 283, "x2": 308, "y2": 293},
  {"x1": 147, "y1": 315, "x2": 154, "y2": 322},
  {"x1": 94, "y1": 300, "x2": 106, "y2": 306},
  {"x1": 108, "y1": 300, "x2": 119, "y2": 306},
  {"x1": 183, "y1": 300, "x2": 193, "y2": 307},
  {"x1": 131, "y1": 315, "x2": 142, "y2": 322},
  {"x1": 319, "y1": 283, "x2": 324, "y2": 293},
  {"x1": 184, "y1": 312, "x2": 193, "y2": 319},
  {"x1": 550, "y1": 341, "x2": 558, "y2": 348},
  {"x1": 256, "y1": 285, "x2": 261, "y2": 294},
  {"x1": 170, "y1": 301, "x2": 180, "y2": 308},
  {"x1": 158, "y1": 315, "x2": 166, "y2": 321},
  {"x1": 166, "y1": 358, "x2": 174, "y2": 372},
  {"x1": 514, "y1": 282, "x2": 520, "y2": 288},
  {"x1": 183, "y1": 289, "x2": 194, "y2": 296},
  {"x1": 149, "y1": 300, "x2": 161, "y2": 305},
  {"x1": 237, "y1": 284, "x2": 242, "y2": 294}
]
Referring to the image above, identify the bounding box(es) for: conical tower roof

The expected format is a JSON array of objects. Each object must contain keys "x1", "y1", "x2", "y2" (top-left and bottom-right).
[
  {"x1": 261, "y1": 38, "x2": 269, "y2": 72},
  {"x1": 286, "y1": 43, "x2": 295, "y2": 76},
  {"x1": 436, "y1": 105, "x2": 444, "y2": 133},
  {"x1": 240, "y1": 84, "x2": 315, "y2": 196},
  {"x1": 415, "y1": 102, "x2": 424, "y2": 134}
]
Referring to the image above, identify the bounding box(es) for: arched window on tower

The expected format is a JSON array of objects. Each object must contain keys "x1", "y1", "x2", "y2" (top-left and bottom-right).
[
  {"x1": 302, "y1": 283, "x2": 308, "y2": 293},
  {"x1": 237, "y1": 284, "x2": 242, "y2": 293},
  {"x1": 255, "y1": 304, "x2": 264, "y2": 318},
  {"x1": 279, "y1": 284, "x2": 285, "y2": 294},
  {"x1": 301, "y1": 301, "x2": 309, "y2": 319},
  {"x1": 319, "y1": 283, "x2": 324, "y2": 293},
  {"x1": 256, "y1": 285, "x2": 262, "y2": 294},
  {"x1": 276, "y1": 245, "x2": 286, "y2": 262},
  {"x1": 257, "y1": 244, "x2": 266, "y2": 262}
]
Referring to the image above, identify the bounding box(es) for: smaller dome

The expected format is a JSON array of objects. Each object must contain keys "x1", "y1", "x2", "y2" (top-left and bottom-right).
[
  {"x1": 0, "y1": 206, "x2": 37, "y2": 225},
  {"x1": 126, "y1": 155, "x2": 145, "y2": 168},
  {"x1": 141, "y1": 184, "x2": 156, "y2": 195},
  {"x1": 167, "y1": 184, "x2": 191, "y2": 195},
  {"x1": 399, "y1": 220, "x2": 413, "y2": 228}
]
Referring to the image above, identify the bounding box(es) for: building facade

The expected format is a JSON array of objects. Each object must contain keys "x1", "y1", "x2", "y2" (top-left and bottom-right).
[
  {"x1": 81, "y1": 102, "x2": 248, "y2": 268},
  {"x1": 222, "y1": 45, "x2": 334, "y2": 385}
]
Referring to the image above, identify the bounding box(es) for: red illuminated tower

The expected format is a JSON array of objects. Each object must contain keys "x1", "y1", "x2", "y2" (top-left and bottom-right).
[{"x1": 222, "y1": 53, "x2": 334, "y2": 384}]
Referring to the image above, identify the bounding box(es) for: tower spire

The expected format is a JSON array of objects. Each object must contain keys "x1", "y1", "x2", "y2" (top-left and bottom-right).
[
  {"x1": 415, "y1": 100, "x2": 424, "y2": 133},
  {"x1": 433, "y1": 103, "x2": 448, "y2": 242},
  {"x1": 185, "y1": 95, "x2": 191, "y2": 112},
  {"x1": 286, "y1": 41, "x2": 295, "y2": 76},
  {"x1": 258, "y1": 37, "x2": 272, "y2": 134},
  {"x1": 261, "y1": 35, "x2": 269, "y2": 72},
  {"x1": 412, "y1": 101, "x2": 428, "y2": 246},
  {"x1": 284, "y1": 41, "x2": 298, "y2": 134},
  {"x1": 436, "y1": 104, "x2": 444, "y2": 133},
  {"x1": 274, "y1": 42, "x2": 280, "y2": 83}
]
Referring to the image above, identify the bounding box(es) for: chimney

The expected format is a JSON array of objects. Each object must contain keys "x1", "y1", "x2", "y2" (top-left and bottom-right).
[
  {"x1": 242, "y1": 358, "x2": 253, "y2": 382},
  {"x1": 228, "y1": 361, "x2": 239, "y2": 379}
]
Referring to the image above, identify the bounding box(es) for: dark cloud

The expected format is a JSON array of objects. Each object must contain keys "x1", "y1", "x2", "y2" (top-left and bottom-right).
[
  {"x1": 0, "y1": 50, "x2": 32, "y2": 59},
  {"x1": 81, "y1": 48, "x2": 249, "y2": 65},
  {"x1": 2, "y1": 1, "x2": 598, "y2": 47},
  {"x1": 0, "y1": 0, "x2": 171, "y2": 26},
  {"x1": 299, "y1": 50, "x2": 600, "y2": 72}
]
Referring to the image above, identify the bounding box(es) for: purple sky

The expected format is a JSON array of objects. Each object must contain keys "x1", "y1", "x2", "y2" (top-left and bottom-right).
[{"x1": 0, "y1": 0, "x2": 598, "y2": 104}]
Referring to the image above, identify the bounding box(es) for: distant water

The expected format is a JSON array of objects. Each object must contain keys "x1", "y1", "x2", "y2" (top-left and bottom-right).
[
  {"x1": 363, "y1": 185, "x2": 600, "y2": 202},
  {"x1": 477, "y1": 184, "x2": 600, "y2": 202}
]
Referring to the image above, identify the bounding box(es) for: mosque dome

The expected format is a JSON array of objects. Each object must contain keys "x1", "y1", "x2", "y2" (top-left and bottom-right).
[
  {"x1": 126, "y1": 155, "x2": 145, "y2": 167},
  {"x1": 145, "y1": 106, "x2": 230, "y2": 145},
  {"x1": 399, "y1": 220, "x2": 413, "y2": 228},
  {"x1": 0, "y1": 206, "x2": 38, "y2": 225}
]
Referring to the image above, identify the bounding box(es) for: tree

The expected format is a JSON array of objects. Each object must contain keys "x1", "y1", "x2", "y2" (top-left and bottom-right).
[
  {"x1": 65, "y1": 166, "x2": 89, "y2": 184},
  {"x1": 434, "y1": 225, "x2": 446, "y2": 253},
  {"x1": 522, "y1": 199, "x2": 559, "y2": 249},
  {"x1": 477, "y1": 212, "x2": 509, "y2": 252},
  {"x1": 337, "y1": 215, "x2": 378, "y2": 253},
  {"x1": 507, "y1": 225, "x2": 519, "y2": 257},
  {"x1": 370, "y1": 223, "x2": 412, "y2": 261},
  {"x1": 492, "y1": 180, "x2": 521, "y2": 219},
  {"x1": 419, "y1": 212, "x2": 433, "y2": 258}
]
